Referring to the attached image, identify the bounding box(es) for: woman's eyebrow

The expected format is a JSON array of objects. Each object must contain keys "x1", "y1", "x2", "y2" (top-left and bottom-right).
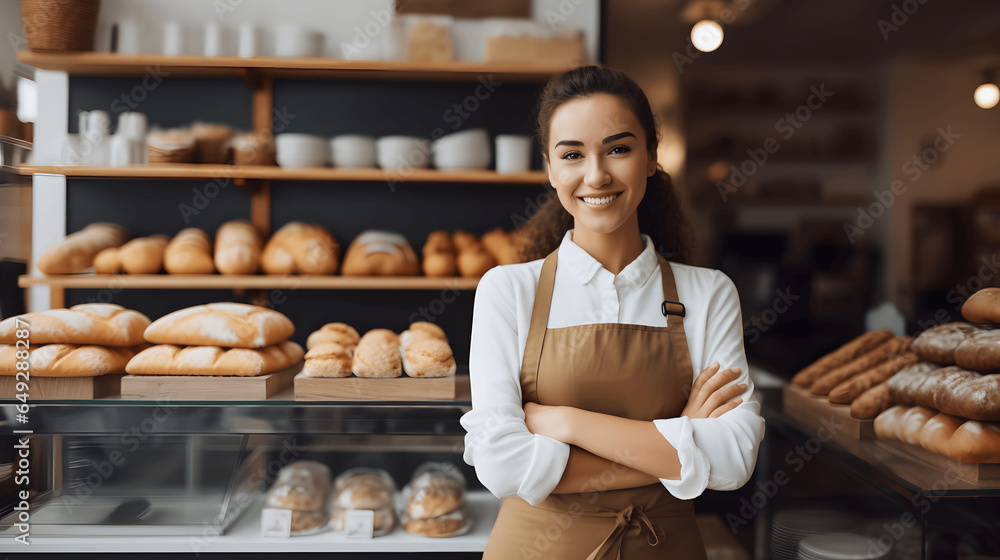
[{"x1": 554, "y1": 131, "x2": 636, "y2": 148}]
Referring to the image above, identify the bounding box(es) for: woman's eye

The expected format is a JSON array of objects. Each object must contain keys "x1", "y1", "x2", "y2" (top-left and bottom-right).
[
  {"x1": 609, "y1": 145, "x2": 631, "y2": 155},
  {"x1": 561, "y1": 151, "x2": 583, "y2": 160}
]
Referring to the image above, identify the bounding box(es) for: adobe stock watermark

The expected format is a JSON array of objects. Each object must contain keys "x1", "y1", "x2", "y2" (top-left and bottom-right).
[
  {"x1": 864, "y1": 464, "x2": 961, "y2": 558},
  {"x1": 744, "y1": 288, "x2": 799, "y2": 345},
  {"x1": 339, "y1": 2, "x2": 393, "y2": 59},
  {"x1": 408, "y1": 281, "x2": 464, "y2": 324},
  {"x1": 844, "y1": 126, "x2": 959, "y2": 245},
  {"x1": 877, "y1": 0, "x2": 929, "y2": 41},
  {"x1": 717, "y1": 84, "x2": 835, "y2": 202}
]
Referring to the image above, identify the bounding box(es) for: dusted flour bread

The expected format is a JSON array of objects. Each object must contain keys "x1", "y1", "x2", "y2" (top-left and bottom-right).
[
  {"x1": 421, "y1": 230, "x2": 456, "y2": 277},
  {"x1": 124, "y1": 340, "x2": 304, "y2": 376},
  {"x1": 828, "y1": 351, "x2": 919, "y2": 404},
  {"x1": 306, "y1": 323, "x2": 361, "y2": 351},
  {"x1": 480, "y1": 227, "x2": 520, "y2": 265},
  {"x1": 262, "y1": 222, "x2": 340, "y2": 275},
  {"x1": 962, "y1": 287, "x2": 1000, "y2": 324},
  {"x1": 0, "y1": 303, "x2": 150, "y2": 346},
  {"x1": 164, "y1": 228, "x2": 215, "y2": 274},
  {"x1": 810, "y1": 336, "x2": 913, "y2": 396},
  {"x1": 887, "y1": 363, "x2": 1000, "y2": 421},
  {"x1": 874, "y1": 405, "x2": 1000, "y2": 463},
  {"x1": 302, "y1": 342, "x2": 353, "y2": 378},
  {"x1": 352, "y1": 329, "x2": 402, "y2": 378},
  {"x1": 401, "y1": 338, "x2": 456, "y2": 378},
  {"x1": 953, "y1": 330, "x2": 1000, "y2": 372},
  {"x1": 143, "y1": 302, "x2": 295, "y2": 348},
  {"x1": 330, "y1": 507, "x2": 395, "y2": 535},
  {"x1": 912, "y1": 322, "x2": 991, "y2": 365},
  {"x1": 342, "y1": 230, "x2": 420, "y2": 276},
  {"x1": 792, "y1": 329, "x2": 895, "y2": 387},
  {"x1": 37, "y1": 223, "x2": 130, "y2": 274},
  {"x1": 333, "y1": 468, "x2": 396, "y2": 510},
  {"x1": 850, "y1": 382, "x2": 892, "y2": 420},
  {"x1": 0, "y1": 343, "x2": 146, "y2": 377},
  {"x1": 214, "y1": 220, "x2": 262, "y2": 275},
  {"x1": 404, "y1": 509, "x2": 466, "y2": 537}
]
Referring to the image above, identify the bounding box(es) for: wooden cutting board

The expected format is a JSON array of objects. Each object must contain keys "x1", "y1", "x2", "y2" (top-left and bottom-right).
[
  {"x1": 294, "y1": 372, "x2": 455, "y2": 401},
  {"x1": 873, "y1": 438, "x2": 1000, "y2": 487},
  {"x1": 783, "y1": 383, "x2": 875, "y2": 444},
  {"x1": 119, "y1": 362, "x2": 302, "y2": 401},
  {"x1": 0, "y1": 374, "x2": 123, "y2": 400}
]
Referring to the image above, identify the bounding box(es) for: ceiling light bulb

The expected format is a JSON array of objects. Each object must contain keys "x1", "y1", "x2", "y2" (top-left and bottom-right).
[
  {"x1": 691, "y1": 20, "x2": 724, "y2": 53},
  {"x1": 974, "y1": 82, "x2": 999, "y2": 109}
]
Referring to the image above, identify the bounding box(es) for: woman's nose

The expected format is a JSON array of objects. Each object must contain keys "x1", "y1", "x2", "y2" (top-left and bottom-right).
[{"x1": 584, "y1": 156, "x2": 611, "y2": 188}]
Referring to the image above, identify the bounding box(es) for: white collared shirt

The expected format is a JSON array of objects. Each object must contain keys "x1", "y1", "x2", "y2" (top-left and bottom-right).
[{"x1": 460, "y1": 230, "x2": 765, "y2": 504}]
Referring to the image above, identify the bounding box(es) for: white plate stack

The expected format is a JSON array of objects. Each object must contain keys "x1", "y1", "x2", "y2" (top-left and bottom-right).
[
  {"x1": 798, "y1": 533, "x2": 892, "y2": 560},
  {"x1": 276, "y1": 134, "x2": 330, "y2": 169},
  {"x1": 771, "y1": 509, "x2": 857, "y2": 560}
]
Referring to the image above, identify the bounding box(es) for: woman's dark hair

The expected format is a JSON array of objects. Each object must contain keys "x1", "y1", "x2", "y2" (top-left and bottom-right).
[{"x1": 519, "y1": 65, "x2": 696, "y2": 265}]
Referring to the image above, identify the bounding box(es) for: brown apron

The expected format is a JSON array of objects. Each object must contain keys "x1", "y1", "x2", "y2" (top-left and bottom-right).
[{"x1": 483, "y1": 248, "x2": 707, "y2": 560}]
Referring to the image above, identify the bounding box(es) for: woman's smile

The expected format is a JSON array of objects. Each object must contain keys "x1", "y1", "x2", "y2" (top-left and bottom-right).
[{"x1": 579, "y1": 191, "x2": 623, "y2": 206}]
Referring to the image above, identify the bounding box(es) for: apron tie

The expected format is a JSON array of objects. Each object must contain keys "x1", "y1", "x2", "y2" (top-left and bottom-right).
[{"x1": 585, "y1": 505, "x2": 664, "y2": 560}]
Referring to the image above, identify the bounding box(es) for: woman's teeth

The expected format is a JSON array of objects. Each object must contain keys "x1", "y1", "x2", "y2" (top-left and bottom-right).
[{"x1": 581, "y1": 193, "x2": 620, "y2": 205}]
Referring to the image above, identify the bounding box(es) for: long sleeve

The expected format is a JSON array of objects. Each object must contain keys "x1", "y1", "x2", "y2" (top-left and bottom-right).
[
  {"x1": 653, "y1": 269, "x2": 766, "y2": 499},
  {"x1": 460, "y1": 267, "x2": 571, "y2": 505}
]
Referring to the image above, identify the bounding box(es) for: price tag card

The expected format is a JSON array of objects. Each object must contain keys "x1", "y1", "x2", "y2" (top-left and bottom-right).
[
  {"x1": 345, "y1": 509, "x2": 375, "y2": 539},
  {"x1": 260, "y1": 508, "x2": 293, "y2": 538}
]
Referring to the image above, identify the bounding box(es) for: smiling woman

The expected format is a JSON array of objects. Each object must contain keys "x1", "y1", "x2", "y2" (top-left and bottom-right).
[{"x1": 461, "y1": 66, "x2": 766, "y2": 559}]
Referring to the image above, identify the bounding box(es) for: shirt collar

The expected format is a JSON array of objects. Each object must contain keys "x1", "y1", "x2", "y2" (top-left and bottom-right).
[{"x1": 557, "y1": 230, "x2": 660, "y2": 288}]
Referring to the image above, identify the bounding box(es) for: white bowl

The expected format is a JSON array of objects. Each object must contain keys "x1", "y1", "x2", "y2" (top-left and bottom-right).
[
  {"x1": 432, "y1": 128, "x2": 491, "y2": 170},
  {"x1": 276, "y1": 133, "x2": 329, "y2": 165},
  {"x1": 331, "y1": 135, "x2": 377, "y2": 168},
  {"x1": 376, "y1": 136, "x2": 430, "y2": 171}
]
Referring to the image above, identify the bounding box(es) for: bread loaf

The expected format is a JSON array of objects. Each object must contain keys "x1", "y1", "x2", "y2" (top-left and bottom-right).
[
  {"x1": 0, "y1": 343, "x2": 146, "y2": 377},
  {"x1": 125, "y1": 340, "x2": 304, "y2": 376},
  {"x1": 911, "y1": 322, "x2": 990, "y2": 365},
  {"x1": 481, "y1": 227, "x2": 520, "y2": 265},
  {"x1": 93, "y1": 246, "x2": 122, "y2": 274},
  {"x1": 810, "y1": 336, "x2": 913, "y2": 396},
  {"x1": 0, "y1": 304, "x2": 151, "y2": 346},
  {"x1": 352, "y1": 329, "x2": 402, "y2": 378},
  {"x1": 850, "y1": 382, "x2": 892, "y2": 419},
  {"x1": 452, "y1": 230, "x2": 497, "y2": 278},
  {"x1": 874, "y1": 405, "x2": 1000, "y2": 463},
  {"x1": 143, "y1": 302, "x2": 295, "y2": 349},
  {"x1": 950, "y1": 421, "x2": 1000, "y2": 463},
  {"x1": 261, "y1": 222, "x2": 340, "y2": 275},
  {"x1": 341, "y1": 230, "x2": 420, "y2": 276},
  {"x1": 302, "y1": 342, "x2": 353, "y2": 378},
  {"x1": 962, "y1": 287, "x2": 1000, "y2": 324},
  {"x1": 954, "y1": 330, "x2": 1000, "y2": 372},
  {"x1": 887, "y1": 363, "x2": 1000, "y2": 421},
  {"x1": 306, "y1": 323, "x2": 361, "y2": 351},
  {"x1": 120, "y1": 235, "x2": 168, "y2": 274},
  {"x1": 37, "y1": 223, "x2": 130, "y2": 274},
  {"x1": 421, "y1": 231, "x2": 456, "y2": 277},
  {"x1": 214, "y1": 220, "x2": 261, "y2": 275},
  {"x1": 792, "y1": 329, "x2": 894, "y2": 387},
  {"x1": 164, "y1": 228, "x2": 215, "y2": 274},
  {"x1": 829, "y1": 351, "x2": 919, "y2": 404}
]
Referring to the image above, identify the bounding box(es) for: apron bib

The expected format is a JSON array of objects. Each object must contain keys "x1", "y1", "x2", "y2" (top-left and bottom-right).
[{"x1": 483, "y1": 248, "x2": 708, "y2": 560}]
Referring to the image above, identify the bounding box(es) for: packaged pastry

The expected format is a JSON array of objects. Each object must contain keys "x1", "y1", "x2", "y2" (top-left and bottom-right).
[
  {"x1": 328, "y1": 468, "x2": 397, "y2": 537},
  {"x1": 398, "y1": 462, "x2": 471, "y2": 538},
  {"x1": 329, "y1": 506, "x2": 395, "y2": 536},
  {"x1": 267, "y1": 460, "x2": 332, "y2": 511},
  {"x1": 289, "y1": 509, "x2": 328, "y2": 536}
]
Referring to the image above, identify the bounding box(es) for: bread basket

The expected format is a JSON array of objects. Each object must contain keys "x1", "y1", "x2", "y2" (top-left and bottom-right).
[{"x1": 21, "y1": 0, "x2": 101, "y2": 53}]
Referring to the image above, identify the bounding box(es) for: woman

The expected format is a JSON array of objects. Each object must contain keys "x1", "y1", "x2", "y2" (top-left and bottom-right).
[{"x1": 461, "y1": 65, "x2": 766, "y2": 558}]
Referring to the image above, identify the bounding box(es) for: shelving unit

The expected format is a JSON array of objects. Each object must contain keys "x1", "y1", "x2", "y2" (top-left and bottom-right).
[{"x1": 18, "y1": 274, "x2": 480, "y2": 291}]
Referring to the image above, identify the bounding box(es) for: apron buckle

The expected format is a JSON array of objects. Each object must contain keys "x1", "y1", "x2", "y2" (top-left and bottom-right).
[{"x1": 661, "y1": 301, "x2": 686, "y2": 318}]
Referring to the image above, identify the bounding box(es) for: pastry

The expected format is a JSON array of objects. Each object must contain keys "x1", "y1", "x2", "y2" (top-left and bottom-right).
[
  {"x1": 810, "y1": 336, "x2": 913, "y2": 396},
  {"x1": 849, "y1": 382, "x2": 892, "y2": 420},
  {"x1": 267, "y1": 478, "x2": 326, "y2": 511},
  {"x1": 402, "y1": 338, "x2": 456, "y2": 378},
  {"x1": 36, "y1": 222, "x2": 130, "y2": 274},
  {"x1": 277, "y1": 461, "x2": 332, "y2": 488},
  {"x1": 406, "y1": 469, "x2": 464, "y2": 520},
  {"x1": 399, "y1": 322, "x2": 447, "y2": 348},
  {"x1": 887, "y1": 363, "x2": 1000, "y2": 421},
  {"x1": 147, "y1": 128, "x2": 195, "y2": 163},
  {"x1": 0, "y1": 304, "x2": 150, "y2": 346},
  {"x1": 232, "y1": 132, "x2": 276, "y2": 166},
  {"x1": 333, "y1": 473, "x2": 394, "y2": 510},
  {"x1": 261, "y1": 222, "x2": 340, "y2": 276},
  {"x1": 124, "y1": 340, "x2": 304, "y2": 376},
  {"x1": 828, "y1": 351, "x2": 919, "y2": 404},
  {"x1": 302, "y1": 342, "x2": 353, "y2": 378},
  {"x1": 330, "y1": 507, "x2": 394, "y2": 535},
  {"x1": 352, "y1": 329, "x2": 402, "y2": 378},
  {"x1": 119, "y1": 235, "x2": 168, "y2": 274},
  {"x1": 214, "y1": 220, "x2": 262, "y2": 275},
  {"x1": 404, "y1": 509, "x2": 466, "y2": 537},
  {"x1": 164, "y1": 228, "x2": 215, "y2": 274},
  {"x1": 93, "y1": 246, "x2": 122, "y2": 274},
  {"x1": 481, "y1": 227, "x2": 519, "y2": 265},
  {"x1": 421, "y1": 230, "x2": 456, "y2": 277},
  {"x1": 953, "y1": 330, "x2": 1000, "y2": 372},
  {"x1": 190, "y1": 122, "x2": 234, "y2": 164},
  {"x1": 0, "y1": 343, "x2": 146, "y2": 377},
  {"x1": 143, "y1": 302, "x2": 295, "y2": 349},
  {"x1": 306, "y1": 323, "x2": 361, "y2": 351},
  {"x1": 791, "y1": 329, "x2": 895, "y2": 387},
  {"x1": 341, "y1": 230, "x2": 420, "y2": 276},
  {"x1": 962, "y1": 287, "x2": 1000, "y2": 324},
  {"x1": 911, "y1": 322, "x2": 991, "y2": 365}
]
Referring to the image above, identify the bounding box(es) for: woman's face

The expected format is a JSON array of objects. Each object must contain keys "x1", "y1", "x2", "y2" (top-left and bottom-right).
[{"x1": 546, "y1": 94, "x2": 654, "y2": 235}]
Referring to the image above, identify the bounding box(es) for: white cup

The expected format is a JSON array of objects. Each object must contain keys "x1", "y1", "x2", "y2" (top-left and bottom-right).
[
  {"x1": 163, "y1": 22, "x2": 184, "y2": 56},
  {"x1": 109, "y1": 135, "x2": 133, "y2": 167},
  {"x1": 119, "y1": 113, "x2": 148, "y2": 163},
  {"x1": 114, "y1": 20, "x2": 141, "y2": 54},
  {"x1": 238, "y1": 24, "x2": 258, "y2": 57},
  {"x1": 495, "y1": 135, "x2": 532, "y2": 174},
  {"x1": 204, "y1": 23, "x2": 222, "y2": 57},
  {"x1": 331, "y1": 135, "x2": 377, "y2": 168},
  {"x1": 377, "y1": 136, "x2": 430, "y2": 171},
  {"x1": 275, "y1": 24, "x2": 323, "y2": 57}
]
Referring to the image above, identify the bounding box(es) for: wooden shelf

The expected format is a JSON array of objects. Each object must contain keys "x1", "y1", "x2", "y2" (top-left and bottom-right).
[
  {"x1": 20, "y1": 164, "x2": 549, "y2": 184},
  {"x1": 18, "y1": 274, "x2": 480, "y2": 291},
  {"x1": 17, "y1": 51, "x2": 570, "y2": 82},
  {"x1": 692, "y1": 195, "x2": 871, "y2": 209}
]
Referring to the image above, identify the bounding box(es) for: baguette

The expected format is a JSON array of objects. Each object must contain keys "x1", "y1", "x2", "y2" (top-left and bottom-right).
[
  {"x1": 215, "y1": 220, "x2": 262, "y2": 275},
  {"x1": 810, "y1": 336, "x2": 913, "y2": 396},
  {"x1": 143, "y1": 302, "x2": 295, "y2": 349},
  {"x1": 0, "y1": 343, "x2": 146, "y2": 377},
  {"x1": 887, "y1": 363, "x2": 1000, "y2": 421},
  {"x1": 791, "y1": 329, "x2": 894, "y2": 387},
  {"x1": 261, "y1": 222, "x2": 340, "y2": 275},
  {"x1": 164, "y1": 228, "x2": 215, "y2": 274},
  {"x1": 829, "y1": 350, "x2": 919, "y2": 404},
  {"x1": 850, "y1": 382, "x2": 892, "y2": 420},
  {"x1": 962, "y1": 287, "x2": 1000, "y2": 324},
  {"x1": 125, "y1": 340, "x2": 304, "y2": 376},
  {"x1": 37, "y1": 223, "x2": 130, "y2": 274},
  {"x1": 0, "y1": 304, "x2": 151, "y2": 346}
]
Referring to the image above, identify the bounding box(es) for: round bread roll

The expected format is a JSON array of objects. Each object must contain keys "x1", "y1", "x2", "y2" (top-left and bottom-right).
[
  {"x1": 457, "y1": 248, "x2": 496, "y2": 278},
  {"x1": 404, "y1": 509, "x2": 466, "y2": 537},
  {"x1": 422, "y1": 252, "x2": 457, "y2": 277},
  {"x1": 303, "y1": 342, "x2": 353, "y2": 378},
  {"x1": 290, "y1": 510, "x2": 327, "y2": 535},
  {"x1": 329, "y1": 507, "x2": 395, "y2": 534},
  {"x1": 451, "y1": 230, "x2": 478, "y2": 252},
  {"x1": 306, "y1": 322, "x2": 361, "y2": 351},
  {"x1": 407, "y1": 483, "x2": 462, "y2": 520},
  {"x1": 93, "y1": 247, "x2": 122, "y2": 274},
  {"x1": 962, "y1": 288, "x2": 1000, "y2": 324},
  {"x1": 402, "y1": 338, "x2": 456, "y2": 378},
  {"x1": 353, "y1": 329, "x2": 402, "y2": 378},
  {"x1": 334, "y1": 474, "x2": 394, "y2": 510},
  {"x1": 119, "y1": 235, "x2": 168, "y2": 274},
  {"x1": 267, "y1": 479, "x2": 326, "y2": 511}
]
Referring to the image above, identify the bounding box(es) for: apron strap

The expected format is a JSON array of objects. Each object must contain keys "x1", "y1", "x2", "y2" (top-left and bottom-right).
[
  {"x1": 584, "y1": 505, "x2": 663, "y2": 560},
  {"x1": 519, "y1": 249, "x2": 559, "y2": 403},
  {"x1": 657, "y1": 253, "x2": 695, "y2": 397}
]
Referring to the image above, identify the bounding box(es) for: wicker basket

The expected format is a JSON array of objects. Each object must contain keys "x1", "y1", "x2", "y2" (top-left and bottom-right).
[{"x1": 21, "y1": 0, "x2": 101, "y2": 53}]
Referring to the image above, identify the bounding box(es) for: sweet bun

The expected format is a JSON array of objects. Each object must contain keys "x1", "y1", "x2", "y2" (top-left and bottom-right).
[{"x1": 306, "y1": 322, "x2": 361, "y2": 351}]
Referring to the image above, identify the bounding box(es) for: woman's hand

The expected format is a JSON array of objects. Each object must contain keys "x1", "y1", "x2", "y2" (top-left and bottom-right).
[
  {"x1": 681, "y1": 362, "x2": 747, "y2": 419},
  {"x1": 524, "y1": 402, "x2": 574, "y2": 443}
]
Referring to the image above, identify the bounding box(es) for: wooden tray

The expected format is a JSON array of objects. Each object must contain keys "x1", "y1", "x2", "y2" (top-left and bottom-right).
[
  {"x1": 119, "y1": 362, "x2": 301, "y2": 401},
  {"x1": 873, "y1": 438, "x2": 1000, "y2": 487},
  {"x1": 0, "y1": 374, "x2": 122, "y2": 399},
  {"x1": 294, "y1": 372, "x2": 455, "y2": 401},
  {"x1": 782, "y1": 383, "x2": 874, "y2": 445}
]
